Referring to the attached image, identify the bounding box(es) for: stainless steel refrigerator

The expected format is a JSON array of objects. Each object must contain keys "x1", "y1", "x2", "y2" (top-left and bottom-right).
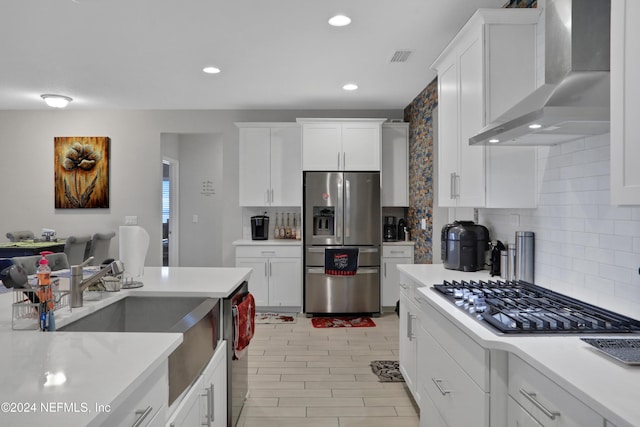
[{"x1": 303, "y1": 171, "x2": 381, "y2": 315}]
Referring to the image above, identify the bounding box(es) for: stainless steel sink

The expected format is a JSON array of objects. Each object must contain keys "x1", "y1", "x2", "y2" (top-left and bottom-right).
[{"x1": 59, "y1": 295, "x2": 220, "y2": 405}]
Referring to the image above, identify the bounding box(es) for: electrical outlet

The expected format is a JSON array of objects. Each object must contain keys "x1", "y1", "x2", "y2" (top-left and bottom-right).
[
  {"x1": 192, "y1": 214, "x2": 199, "y2": 223},
  {"x1": 125, "y1": 216, "x2": 138, "y2": 225},
  {"x1": 421, "y1": 218, "x2": 427, "y2": 230}
]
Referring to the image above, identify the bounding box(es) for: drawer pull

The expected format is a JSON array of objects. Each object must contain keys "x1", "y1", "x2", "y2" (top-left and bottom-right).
[
  {"x1": 261, "y1": 251, "x2": 276, "y2": 255},
  {"x1": 414, "y1": 296, "x2": 425, "y2": 305},
  {"x1": 132, "y1": 406, "x2": 153, "y2": 427},
  {"x1": 399, "y1": 283, "x2": 408, "y2": 290},
  {"x1": 519, "y1": 389, "x2": 560, "y2": 420},
  {"x1": 390, "y1": 250, "x2": 405, "y2": 254},
  {"x1": 432, "y1": 378, "x2": 452, "y2": 395}
]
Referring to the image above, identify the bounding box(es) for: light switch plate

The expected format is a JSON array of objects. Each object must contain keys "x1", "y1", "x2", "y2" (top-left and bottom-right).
[{"x1": 125, "y1": 216, "x2": 138, "y2": 225}]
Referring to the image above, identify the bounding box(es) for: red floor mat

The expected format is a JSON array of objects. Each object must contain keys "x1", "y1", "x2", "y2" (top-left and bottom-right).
[{"x1": 311, "y1": 316, "x2": 376, "y2": 328}]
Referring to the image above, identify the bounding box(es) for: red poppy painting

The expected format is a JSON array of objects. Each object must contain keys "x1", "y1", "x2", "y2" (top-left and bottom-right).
[{"x1": 54, "y1": 136, "x2": 110, "y2": 208}]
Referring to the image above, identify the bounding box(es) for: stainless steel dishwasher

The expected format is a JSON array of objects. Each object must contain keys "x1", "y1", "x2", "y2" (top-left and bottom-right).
[{"x1": 223, "y1": 281, "x2": 249, "y2": 426}]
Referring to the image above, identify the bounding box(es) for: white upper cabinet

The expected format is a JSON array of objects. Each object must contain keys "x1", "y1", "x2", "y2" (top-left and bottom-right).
[
  {"x1": 611, "y1": 0, "x2": 640, "y2": 205},
  {"x1": 432, "y1": 9, "x2": 540, "y2": 208},
  {"x1": 237, "y1": 123, "x2": 301, "y2": 207},
  {"x1": 382, "y1": 123, "x2": 409, "y2": 206},
  {"x1": 298, "y1": 118, "x2": 385, "y2": 171}
]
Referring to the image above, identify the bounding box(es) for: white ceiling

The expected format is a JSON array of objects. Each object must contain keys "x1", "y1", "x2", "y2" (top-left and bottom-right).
[{"x1": 1, "y1": 0, "x2": 507, "y2": 110}]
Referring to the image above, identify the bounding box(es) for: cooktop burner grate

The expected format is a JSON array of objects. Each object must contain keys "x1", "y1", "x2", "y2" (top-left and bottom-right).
[{"x1": 433, "y1": 280, "x2": 640, "y2": 334}]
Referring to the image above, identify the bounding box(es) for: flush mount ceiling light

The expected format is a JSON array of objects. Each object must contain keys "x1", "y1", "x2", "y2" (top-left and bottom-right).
[
  {"x1": 203, "y1": 66, "x2": 221, "y2": 74},
  {"x1": 328, "y1": 14, "x2": 351, "y2": 27},
  {"x1": 342, "y1": 83, "x2": 358, "y2": 91},
  {"x1": 41, "y1": 94, "x2": 72, "y2": 108}
]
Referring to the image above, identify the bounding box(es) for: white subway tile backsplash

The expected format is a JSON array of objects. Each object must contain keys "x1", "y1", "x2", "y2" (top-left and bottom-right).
[
  {"x1": 615, "y1": 251, "x2": 640, "y2": 269},
  {"x1": 614, "y1": 220, "x2": 640, "y2": 237},
  {"x1": 598, "y1": 205, "x2": 632, "y2": 220},
  {"x1": 599, "y1": 234, "x2": 633, "y2": 252},
  {"x1": 479, "y1": 133, "x2": 640, "y2": 318},
  {"x1": 584, "y1": 218, "x2": 615, "y2": 235},
  {"x1": 599, "y1": 264, "x2": 635, "y2": 286},
  {"x1": 584, "y1": 247, "x2": 615, "y2": 264}
]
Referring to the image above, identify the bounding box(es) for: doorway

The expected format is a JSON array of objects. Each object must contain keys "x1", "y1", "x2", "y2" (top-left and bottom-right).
[{"x1": 162, "y1": 157, "x2": 179, "y2": 266}]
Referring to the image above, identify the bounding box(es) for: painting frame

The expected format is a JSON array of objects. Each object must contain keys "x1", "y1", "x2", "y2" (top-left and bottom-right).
[{"x1": 54, "y1": 136, "x2": 110, "y2": 209}]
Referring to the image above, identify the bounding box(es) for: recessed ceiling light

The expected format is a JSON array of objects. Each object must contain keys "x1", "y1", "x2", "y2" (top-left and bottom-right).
[
  {"x1": 203, "y1": 66, "x2": 221, "y2": 74},
  {"x1": 41, "y1": 94, "x2": 72, "y2": 108},
  {"x1": 342, "y1": 83, "x2": 358, "y2": 91},
  {"x1": 489, "y1": 138, "x2": 499, "y2": 144},
  {"x1": 528, "y1": 123, "x2": 542, "y2": 129},
  {"x1": 328, "y1": 15, "x2": 351, "y2": 27}
]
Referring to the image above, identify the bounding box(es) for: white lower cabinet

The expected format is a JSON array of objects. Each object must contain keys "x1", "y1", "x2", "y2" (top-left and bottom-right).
[
  {"x1": 415, "y1": 293, "x2": 489, "y2": 427},
  {"x1": 398, "y1": 275, "x2": 425, "y2": 405},
  {"x1": 235, "y1": 245, "x2": 302, "y2": 309},
  {"x1": 508, "y1": 354, "x2": 603, "y2": 427},
  {"x1": 381, "y1": 244, "x2": 414, "y2": 308},
  {"x1": 167, "y1": 341, "x2": 227, "y2": 427},
  {"x1": 507, "y1": 396, "x2": 543, "y2": 427},
  {"x1": 109, "y1": 360, "x2": 168, "y2": 427}
]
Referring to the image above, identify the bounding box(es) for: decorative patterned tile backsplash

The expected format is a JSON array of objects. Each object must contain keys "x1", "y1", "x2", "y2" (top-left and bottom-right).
[{"x1": 404, "y1": 80, "x2": 437, "y2": 264}]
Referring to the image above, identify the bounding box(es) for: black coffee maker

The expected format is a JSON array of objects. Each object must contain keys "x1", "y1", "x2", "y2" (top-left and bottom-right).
[
  {"x1": 251, "y1": 213, "x2": 269, "y2": 240},
  {"x1": 384, "y1": 216, "x2": 397, "y2": 241}
]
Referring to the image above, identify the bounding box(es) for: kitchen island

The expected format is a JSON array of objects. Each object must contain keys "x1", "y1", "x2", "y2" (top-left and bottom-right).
[
  {"x1": 399, "y1": 264, "x2": 640, "y2": 427},
  {"x1": 0, "y1": 266, "x2": 252, "y2": 427}
]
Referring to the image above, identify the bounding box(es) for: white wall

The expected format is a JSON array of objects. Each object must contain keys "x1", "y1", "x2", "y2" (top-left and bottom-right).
[
  {"x1": 178, "y1": 133, "x2": 223, "y2": 266},
  {"x1": 479, "y1": 133, "x2": 640, "y2": 319},
  {"x1": 0, "y1": 109, "x2": 400, "y2": 267}
]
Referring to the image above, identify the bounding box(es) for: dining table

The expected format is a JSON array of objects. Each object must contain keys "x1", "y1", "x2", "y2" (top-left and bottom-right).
[{"x1": 0, "y1": 239, "x2": 66, "y2": 258}]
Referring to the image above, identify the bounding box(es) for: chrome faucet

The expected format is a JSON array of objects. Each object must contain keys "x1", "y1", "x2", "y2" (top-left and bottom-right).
[{"x1": 70, "y1": 257, "x2": 124, "y2": 308}]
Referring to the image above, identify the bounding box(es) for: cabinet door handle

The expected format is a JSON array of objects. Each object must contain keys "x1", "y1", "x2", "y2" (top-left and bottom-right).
[
  {"x1": 337, "y1": 152, "x2": 341, "y2": 169},
  {"x1": 209, "y1": 384, "x2": 216, "y2": 423},
  {"x1": 132, "y1": 406, "x2": 153, "y2": 427},
  {"x1": 455, "y1": 173, "x2": 460, "y2": 198},
  {"x1": 269, "y1": 261, "x2": 272, "y2": 277},
  {"x1": 264, "y1": 262, "x2": 268, "y2": 277},
  {"x1": 271, "y1": 188, "x2": 274, "y2": 204},
  {"x1": 384, "y1": 263, "x2": 387, "y2": 278},
  {"x1": 519, "y1": 389, "x2": 560, "y2": 420},
  {"x1": 432, "y1": 378, "x2": 452, "y2": 395},
  {"x1": 201, "y1": 386, "x2": 213, "y2": 426},
  {"x1": 343, "y1": 152, "x2": 346, "y2": 169},
  {"x1": 407, "y1": 313, "x2": 416, "y2": 340},
  {"x1": 450, "y1": 172, "x2": 455, "y2": 199}
]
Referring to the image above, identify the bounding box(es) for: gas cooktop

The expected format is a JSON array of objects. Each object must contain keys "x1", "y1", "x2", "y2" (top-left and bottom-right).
[{"x1": 433, "y1": 279, "x2": 640, "y2": 334}]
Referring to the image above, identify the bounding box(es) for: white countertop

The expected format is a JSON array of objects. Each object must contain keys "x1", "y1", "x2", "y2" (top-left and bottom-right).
[
  {"x1": 0, "y1": 266, "x2": 252, "y2": 426},
  {"x1": 233, "y1": 239, "x2": 302, "y2": 246},
  {"x1": 399, "y1": 264, "x2": 640, "y2": 427}
]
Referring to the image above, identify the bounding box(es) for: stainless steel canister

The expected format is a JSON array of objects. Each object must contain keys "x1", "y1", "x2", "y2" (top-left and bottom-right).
[
  {"x1": 500, "y1": 250, "x2": 509, "y2": 280},
  {"x1": 507, "y1": 244, "x2": 516, "y2": 281},
  {"x1": 515, "y1": 231, "x2": 534, "y2": 283}
]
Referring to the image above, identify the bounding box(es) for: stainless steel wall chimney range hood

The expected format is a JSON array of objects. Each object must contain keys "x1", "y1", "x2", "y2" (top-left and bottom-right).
[{"x1": 469, "y1": 0, "x2": 611, "y2": 146}]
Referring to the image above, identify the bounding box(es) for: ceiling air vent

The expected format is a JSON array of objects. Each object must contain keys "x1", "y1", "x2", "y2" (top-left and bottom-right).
[{"x1": 389, "y1": 50, "x2": 413, "y2": 63}]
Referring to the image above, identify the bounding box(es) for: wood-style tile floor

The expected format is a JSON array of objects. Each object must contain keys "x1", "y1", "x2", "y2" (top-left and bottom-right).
[{"x1": 237, "y1": 312, "x2": 419, "y2": 427}]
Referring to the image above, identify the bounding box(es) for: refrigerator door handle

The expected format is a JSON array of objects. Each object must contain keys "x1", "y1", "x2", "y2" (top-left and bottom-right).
[
  {"x1": 345, "y1": 179, "x2": 351, "y2": 239},
  {"x1": 336, "y1": 178, "x2": 343, "y2": 244},
  {"x1": 307, "y1": 267, "x2": 379, "y2": 275}
]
